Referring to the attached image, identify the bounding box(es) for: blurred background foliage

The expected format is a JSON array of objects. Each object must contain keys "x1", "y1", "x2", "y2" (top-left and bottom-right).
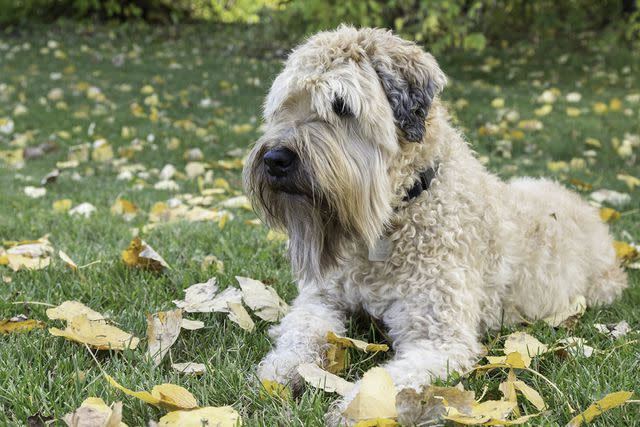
[{"x1": 0, "y1": 0, "x2": 638, "y2": 51}]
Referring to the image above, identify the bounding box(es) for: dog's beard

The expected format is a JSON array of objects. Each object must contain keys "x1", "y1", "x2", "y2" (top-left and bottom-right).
[{"x1": 243, "y1": 122, "x2": 393, "y2": 283}]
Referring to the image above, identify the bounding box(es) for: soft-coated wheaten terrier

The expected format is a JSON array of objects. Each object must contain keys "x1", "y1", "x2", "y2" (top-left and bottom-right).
[{"x1": 243, "y1": 25, "x2": 627, "y2": 414}]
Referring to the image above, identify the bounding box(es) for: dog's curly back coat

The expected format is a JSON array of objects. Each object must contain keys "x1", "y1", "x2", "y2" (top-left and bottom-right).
[{"x1": 243, "y1": 25, "x2": 627, "y2": 420}]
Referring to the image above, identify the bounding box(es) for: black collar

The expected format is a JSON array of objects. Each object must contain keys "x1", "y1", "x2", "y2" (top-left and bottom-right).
[{"x1": 403, "y1": 165, "x2": 438, "y2": 202}]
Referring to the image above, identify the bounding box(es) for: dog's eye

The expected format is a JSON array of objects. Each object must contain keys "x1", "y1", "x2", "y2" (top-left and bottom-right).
[{"x1": 332, "y1": 97, "x2": 353, "y2": 118}]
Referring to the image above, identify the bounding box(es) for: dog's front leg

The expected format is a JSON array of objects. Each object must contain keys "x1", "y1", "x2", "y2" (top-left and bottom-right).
[
  {"x1": 257, "y1": 286, "x2": 346, "y2": 389},
  {"x1": 380, "y1": 297, "x2": 483, "y2": 392}
]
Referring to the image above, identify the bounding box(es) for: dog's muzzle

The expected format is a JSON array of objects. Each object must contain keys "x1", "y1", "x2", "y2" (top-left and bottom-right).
[{"x1": 263, "y1": 147, "x2": 301, "y2": 194}]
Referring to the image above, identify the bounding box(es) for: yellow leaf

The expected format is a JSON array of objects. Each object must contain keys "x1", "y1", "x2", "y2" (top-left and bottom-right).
[
  {"x1": 121, "y1": 238, "x2": 170, "y2": 271},
  {"x1": 613, "y1": 241, "x2": 639, "y2": 262},
  {"x1": 53, "y1": 199, "x2": 73, "y2": 213},
  {"x1": 49, "y1": 314, "x2": 139, "y2": 351},
  {"x1": 547, "y1": 161, "x2": 568, "y2": 172},
  {"x1": 236, "y1": 276, "x2": 289, "y2": 322},
  {"x1": 325, "y1": 343, "x2": 347, "y2": 374},
  {"x1": 354, "y1": 419, "x2": 398, "y2": 427},
  {"x1": 327, "y1": 331, "x2": 389, "y2": 353},
  {"x1": 503, "y1": 332, "x2": 548, "y2": 367},
  {"x1": 110, "y1": 199, "x2": 138, "y2": 221},
  {"x1": 592, "y1": 102, "x2": 608, "y2": 114},
  {"x1": 0, "y1": 318, "x2": 45, "y2": 334},
  {"x1": 609, "y1": 98, "x2": 622, "y2": 111},
  {"x1": 226, "y1": 302, "x2": 255, "y2": 332},
  {"x1": 616, "y1": 173, "x2": 640, "y2": 190},
  {"x1": 266, "y1": 229, "x2": 288, "y2": 242},
  {"x1": 146, "y1": 309, "x2": 183, "y2": 366},
  {"x1": 584, "y1": 137, "x2": 601, "y2": 148},
  {"x1": 62, "y1": 397, "x2": 127, "y2": 427},
  {"x1": 171, "y1": 362, "x2": 206, "y2": 375},
  {"x1": 568, "y1": 391, "x2": 633, "y2": 426},
  {"x1": 105, "y1": 375, "x2": 198, "y2": 411},
  {"x1": 513, "y1": 380, "x2": 546, "y2": 411},
  {"x1": 566, "y1": 107, "x2": 581, "y2": 117},
  {"x1": 480, "y1": 352, "x2": 527, "y2": 370},
  {"x1": 599, "y1": 207, "x2": 621, "y2": 223},
  {"x1": 444, "y1": 400, "x2": 516, "y2": 425},
  {"x1": 158, "y1": 406, "x2": 241, "y2": 427},
  {"x1": 534, "y1": 104, "x2": 552, "y2": 116},
  {"x1": 260, "y1": 379, "x2": 291, "y2": 400},
  {"x1": 491, "y1": 98, "x2": 505, "y2": 108},
  {"x1": 58, "y1": 250, "x2": 78, "y2": 270},
  {"x1": 47, "y1": 301, "x2": 106, "y2": 322},
  {"x1": 343, "y1": 367, "x2": 397, "y2": 421},
  {"x1": 5, "y1": 254, "x2": 50, "y2": 271},
  {"x1": 92, "y1": 140, "x2": 114, "y2": 162},
  {"x1": 297, "y1": 363, "x2": 355, "y2": 396},
  {"x1": 396, "y1": 386, "x2": 475, "y2": 425}
]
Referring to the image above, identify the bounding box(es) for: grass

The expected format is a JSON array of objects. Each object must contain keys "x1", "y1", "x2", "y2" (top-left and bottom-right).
[{"x1": 0, "y1": 22, "x2": 639, "y2": 426}]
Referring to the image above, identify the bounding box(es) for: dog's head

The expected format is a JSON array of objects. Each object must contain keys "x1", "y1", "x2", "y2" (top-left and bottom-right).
[{"x1": 243, "y1": 26, "x2": 446, "y2": 282}]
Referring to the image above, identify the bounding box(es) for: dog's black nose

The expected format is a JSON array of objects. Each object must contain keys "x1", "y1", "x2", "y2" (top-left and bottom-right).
[{"x1": 264, "y1": 147, "x2": 297, "y2": 177}]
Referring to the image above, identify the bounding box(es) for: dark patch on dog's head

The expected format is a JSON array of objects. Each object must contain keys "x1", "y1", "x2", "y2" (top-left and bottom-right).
[
  {"x1": 332, "y1": 96, "x2": 353, "y2": 118},
  {"x1": 374, "y1": 65, "x2": 436, "y2": 143}
]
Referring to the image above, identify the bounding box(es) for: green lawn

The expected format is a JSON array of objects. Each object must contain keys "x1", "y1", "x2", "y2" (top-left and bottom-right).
[{"x1": 0, "y1": 23, "x2": 639, "y2": 426}]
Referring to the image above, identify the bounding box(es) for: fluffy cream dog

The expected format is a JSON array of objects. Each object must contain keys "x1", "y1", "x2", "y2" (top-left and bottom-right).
[{"x1": 243, "y1": 25, "x2": 627, "y2": 411}]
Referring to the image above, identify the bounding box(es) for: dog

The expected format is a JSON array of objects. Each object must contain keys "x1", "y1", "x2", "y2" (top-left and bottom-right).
[{"x1": 243, "y1": 25, "x2": 627, "y2": 418}]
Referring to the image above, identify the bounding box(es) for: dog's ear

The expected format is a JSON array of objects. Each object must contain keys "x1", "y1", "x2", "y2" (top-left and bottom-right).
[{"x1": 365, "y1": 30, "x2": 447, "y2": 142}]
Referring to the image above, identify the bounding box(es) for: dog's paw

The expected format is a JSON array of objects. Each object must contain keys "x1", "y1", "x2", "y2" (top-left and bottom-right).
[
  {"x1": 257, "y1": 348, "x2": 321, "y2": 393},
  {"x1": 324, "y1": 380, "x2": 361, "y2": 426}
]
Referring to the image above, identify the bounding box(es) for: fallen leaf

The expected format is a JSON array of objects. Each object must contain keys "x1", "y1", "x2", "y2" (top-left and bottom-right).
[
  {"x1": 49, "y1": 314, "x2": 139, "y2": 350},
  {"x1": 616, "y1": 174, "x2": 640, "y2": 190},
  {"x1": 260, "y1": 379, "x2": 292, "y2": 400},
  {"x1": 503, "y1": 332, "x2": 548, "y2": 367},
  {"x1": 297, "y1": 363, "x2": 355, "y2": 396},
  {"x1": 105, "y1": 375, "x2": 198, "y2": 411},
  {"x1": 590, "y1": 189, "x2": 631, "y2": 207},
  {"x1": 327, "y1": 331, "x2": 389, "y2": 352},
  {"x1": 24, "y1": 186, "x2": 46, "y2": 198},
  {"x1": 227, "y1": 302, "x2": 255, "y2": 331},
  {"x1": 0, "y1": 317, "x2": 45, "y2": 334},
  {"x1": 396, "y1": 386, "x2": 475, "y2": 426},
  {"x1": 568, "y1": 391, "x2": 633, "y2": 427},
  {"x1": 236, "y1": 276, "x2": 289, "y2": 322},
  {"x1": 613, "y1": 241, "x2": 639, "y2": 263},
  {"x1": 59, "y1": 250, "x2": 78, "y2": 270},
  {"x1": 557, "y1": 337, "x2": 594, "y2": 358},
  {"x1": 599, "y1": 207, "x2": 621, "y2": 223},
  {"x1": 180, "y1": 319, "x2": 204, "y2": 330},
  {"x1": 173, "y1": 278, "x2": 242, "y2": 313},
  {"x1": 62, "y1": 397, "x2": 127, "y2": 427},
  {"x1": 69, "y1": 202, "x2": 97, "y2": 218},
  {"x1": 594, "y1": 320, "x2": 631, "y2": 338},
  {"x1": 158, "y1": 406, "x2": 241, "y2": 427},
  {"x1": 5, "y1": 254, "x2": 50, "y2": 271},
  {"x1": 325, "y1": 343, "x2": 347, "y2": 374},
  {"x1": 542, "y1": 295, "x2": 586, "y2": 328},
  {"x1": 219, "y1": 195, "x2": 252, "y2": 210},
  {"x1": 343, "y1": 367, "x2": 397, "y2": 421},
  {"x1": 171, "y1": 362, "x2": 206, "y2": 375},
  {"x1": 443, "y1": 400, "x2": 539, "y2": 425},
  {"x1": 110, "y1": 199, "x2": 138, "y2": 221},
  {"x1": 121, "y1": 238, "x2": 170, "y2": 271},
  {"x1": 46, "y1": 301, "x2": 106, "y2": 322},
  {"x1": 53, "y1": 199, "x2": 73, "y2": 212},
  {"x1": 354, "y1": 419, "x2": 398, "y2": 427},
  {"x1": 146, "y1": 309, "x2": 182, "y2": 366},
  {"x1": 512, "y1": 380, "x2": 546, "y2": 411}
]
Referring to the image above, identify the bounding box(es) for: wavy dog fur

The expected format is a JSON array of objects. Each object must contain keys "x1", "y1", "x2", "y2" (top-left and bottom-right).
[{"x1": 243, "y1": 26, "x2": 627, "y2": 424}]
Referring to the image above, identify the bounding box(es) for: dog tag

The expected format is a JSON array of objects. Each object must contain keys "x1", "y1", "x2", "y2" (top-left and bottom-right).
[{"x1": 368, "y1": 237, "x2": 393, "y2": 262}]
